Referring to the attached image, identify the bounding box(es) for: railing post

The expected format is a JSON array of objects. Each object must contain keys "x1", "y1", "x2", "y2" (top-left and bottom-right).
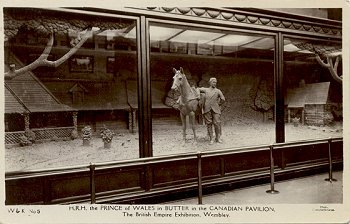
[
  {"x1": 266, "y1": 145, "x2": 279, "y2": 194},
  {"x1": 90, "y1": 163, "x2": 96, "y2": 204},
  {"x1": 145, "y1": 165, "x2": 153, "y2": 191},
  {"x1": 325, "y1": 137, "x2": 337, "y2": 182},
  {"x1": 197, "y1": 152, "x2": 203, "y2": 205}
]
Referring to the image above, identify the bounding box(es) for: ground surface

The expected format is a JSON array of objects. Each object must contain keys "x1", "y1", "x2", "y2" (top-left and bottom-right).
[
  {"x1": 5, "y1": 121, "x2": 343, "y2": 172},
  {"x1": 166, "y1": 171, "x2": 343, "y2": 204}
]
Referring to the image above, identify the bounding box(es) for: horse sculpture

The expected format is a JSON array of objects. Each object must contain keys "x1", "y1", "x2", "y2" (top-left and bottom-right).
[{"x1": 171, "y1": 67, "x2": 202, "y2": 143}]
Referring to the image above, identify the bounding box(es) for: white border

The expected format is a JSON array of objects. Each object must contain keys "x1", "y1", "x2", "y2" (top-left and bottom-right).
[{"x1": 0, "y1": 1, "x2": 349, "y2": 223}]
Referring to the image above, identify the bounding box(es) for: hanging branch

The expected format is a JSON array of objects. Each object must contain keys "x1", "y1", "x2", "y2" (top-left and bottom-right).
[
  {"x1": 5, "y1": 27, "x2": 99, "y2": 80},
  {"x1": 315, "y1": 53, "x2": 342, "y2": 84}
]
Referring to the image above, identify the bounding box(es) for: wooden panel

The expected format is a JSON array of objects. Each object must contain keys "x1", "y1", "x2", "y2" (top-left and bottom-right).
[
  {"x1": 6, "y1": 177, "x2": 44, "y2": 204},
  {"x1": 50, "y1": 173, "x2": 90, "y2": 200},
  {"x1": 282, "y1": 143, "x2": 328, "y2": 165},
  {"x1": 201, "y1": 156, "x2": 222, "y2": 177},
  {"x1": 152, "y1": 159, "x2": 197, "y2": 186},
  {"x1": 331, "y1": 140, "x2": 343, "y2": 160},
  {"x1": 224, "y1": 150, "x2": 270, "y2": 174},
  {"x1": 95, "y1": 168, "x2": 142, "y2": 193}
]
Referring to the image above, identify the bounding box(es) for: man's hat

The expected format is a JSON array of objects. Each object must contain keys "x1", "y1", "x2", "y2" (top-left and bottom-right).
[{"x1": 209, "y1": 77, "x2": 217, "y2": 83}]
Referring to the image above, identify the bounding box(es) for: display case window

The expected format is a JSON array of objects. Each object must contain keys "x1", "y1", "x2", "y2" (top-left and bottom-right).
[{"x1": 150, "y1": 22, "x2": 276, "y2": 156}]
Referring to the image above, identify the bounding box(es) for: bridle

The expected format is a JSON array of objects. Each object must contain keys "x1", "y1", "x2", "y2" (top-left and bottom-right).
[{"x1": 172, "y1": 70, "x2": 184, "y2": 91}]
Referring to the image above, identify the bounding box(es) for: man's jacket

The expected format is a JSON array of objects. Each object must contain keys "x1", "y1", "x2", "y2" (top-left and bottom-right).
[{"x1": 199, "y1": 87, "x2": 225, "y2": 114}]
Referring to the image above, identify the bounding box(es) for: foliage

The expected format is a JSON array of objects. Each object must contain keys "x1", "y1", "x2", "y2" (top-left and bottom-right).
[
  {"x1": 71, "y1": 129, "x2": 79, "y2": 140},
  {"x1": 51, "y1": 135, "x2": 59, "y2": 142},
  {"x1": 81, "y1": 126, "x2": 92, "y2": 140},
  {"x1": 292, "y1": 117, "x2": 300, "y2": 122},
  {"x1": 249, "y1": 78, "x2": 274, "y2": 112},
  {"x1": 292, "y1": 117, "x2": 300, "y2": 126},
  {"x1": 100, "y1": 127, "x2": 114, "y2": 143},
  {"x1": 323, "y1": 113, "x2": 334, "y2": 125}
]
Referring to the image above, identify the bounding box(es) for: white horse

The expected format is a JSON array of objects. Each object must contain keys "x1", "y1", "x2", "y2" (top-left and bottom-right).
[{"x1": 171, "y1": 67, "x2": 202, "y2": 143}]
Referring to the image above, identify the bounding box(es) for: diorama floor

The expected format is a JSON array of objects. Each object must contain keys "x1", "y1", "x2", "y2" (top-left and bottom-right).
[
  {"x1": 165, "y1": 171, "x2": 343, "y2": 204},
  {"x1": 5, "y1": 121, "x2": 342, "y2": 172}
]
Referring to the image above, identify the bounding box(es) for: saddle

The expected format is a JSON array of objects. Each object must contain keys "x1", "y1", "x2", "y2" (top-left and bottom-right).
[{"x1": 176, "y1": 87, "x2": 204, "y2": 109}]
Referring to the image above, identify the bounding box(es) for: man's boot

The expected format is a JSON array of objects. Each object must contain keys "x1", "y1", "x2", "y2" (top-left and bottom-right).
[{"x1": 207, "y1": 125, "x2": 214, "y2": 145}]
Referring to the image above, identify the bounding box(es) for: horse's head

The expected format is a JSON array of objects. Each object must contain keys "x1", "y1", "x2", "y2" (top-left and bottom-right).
[{"x1": 171, "y1": 67, "x2": 186, "y2": 91}]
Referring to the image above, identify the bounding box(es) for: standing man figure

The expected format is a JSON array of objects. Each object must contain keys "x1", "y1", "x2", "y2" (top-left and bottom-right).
[{"x1": 199, "y1": 77, "x2": 225, "y2": 145}]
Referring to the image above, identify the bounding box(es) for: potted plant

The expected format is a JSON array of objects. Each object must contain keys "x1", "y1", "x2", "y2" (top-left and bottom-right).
[
  {"x1": 19, "y1": 135, "x2": 32, "y2": 147},
  {"x1": 100, "y1": 127, "x2": 114, "y2": 148},
  {"x1": 81, "y1": 126, "x2": 92, "y2": 146},
  {"x1": 25, "y1": 129, "x2": 36, "y2": 143}
]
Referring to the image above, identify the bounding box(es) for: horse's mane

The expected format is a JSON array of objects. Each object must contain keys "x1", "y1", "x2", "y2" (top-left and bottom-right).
[{"x1": 179, "y1": 69, "x2": 200, "y2": 99}]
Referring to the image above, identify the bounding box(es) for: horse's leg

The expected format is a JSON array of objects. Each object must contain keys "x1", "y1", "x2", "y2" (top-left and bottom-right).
[
  {"x1": 180, "y1": 113, "x2": 187, "y2": 143},
  {"x1": 189, "y1": 111, "x2": 197, "y2": 143}
]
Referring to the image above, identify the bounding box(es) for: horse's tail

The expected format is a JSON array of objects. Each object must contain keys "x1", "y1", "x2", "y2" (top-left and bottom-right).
[
  {"x1": 198, "y1": 93, "x2": 204, "y2": 109},
  {"x1": 194, "y1": 93, "x2": 205, "y2": 125},
  {"x1": 190, "y1": 87, "x2": 203, "y2": 112},
  {"x1": 198, "y1": 93, "x2": 205, "y2": 114}
]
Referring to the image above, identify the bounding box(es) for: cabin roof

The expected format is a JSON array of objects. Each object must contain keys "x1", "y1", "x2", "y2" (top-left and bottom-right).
[
  {"x1": 5, "y1": 53, "x2": 74, "y2": 113},
  {"x1": 286, "y1": 82, "x2": 330, "y2": 108},
  {"x1": 5, "y1": 84, "x2": 29, "y2": 114}
]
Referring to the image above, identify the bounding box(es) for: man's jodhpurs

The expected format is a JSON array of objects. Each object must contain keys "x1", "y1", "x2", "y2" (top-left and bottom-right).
[{"x1": 203, "y1": 110, "x2": 222, "y2": 141}]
